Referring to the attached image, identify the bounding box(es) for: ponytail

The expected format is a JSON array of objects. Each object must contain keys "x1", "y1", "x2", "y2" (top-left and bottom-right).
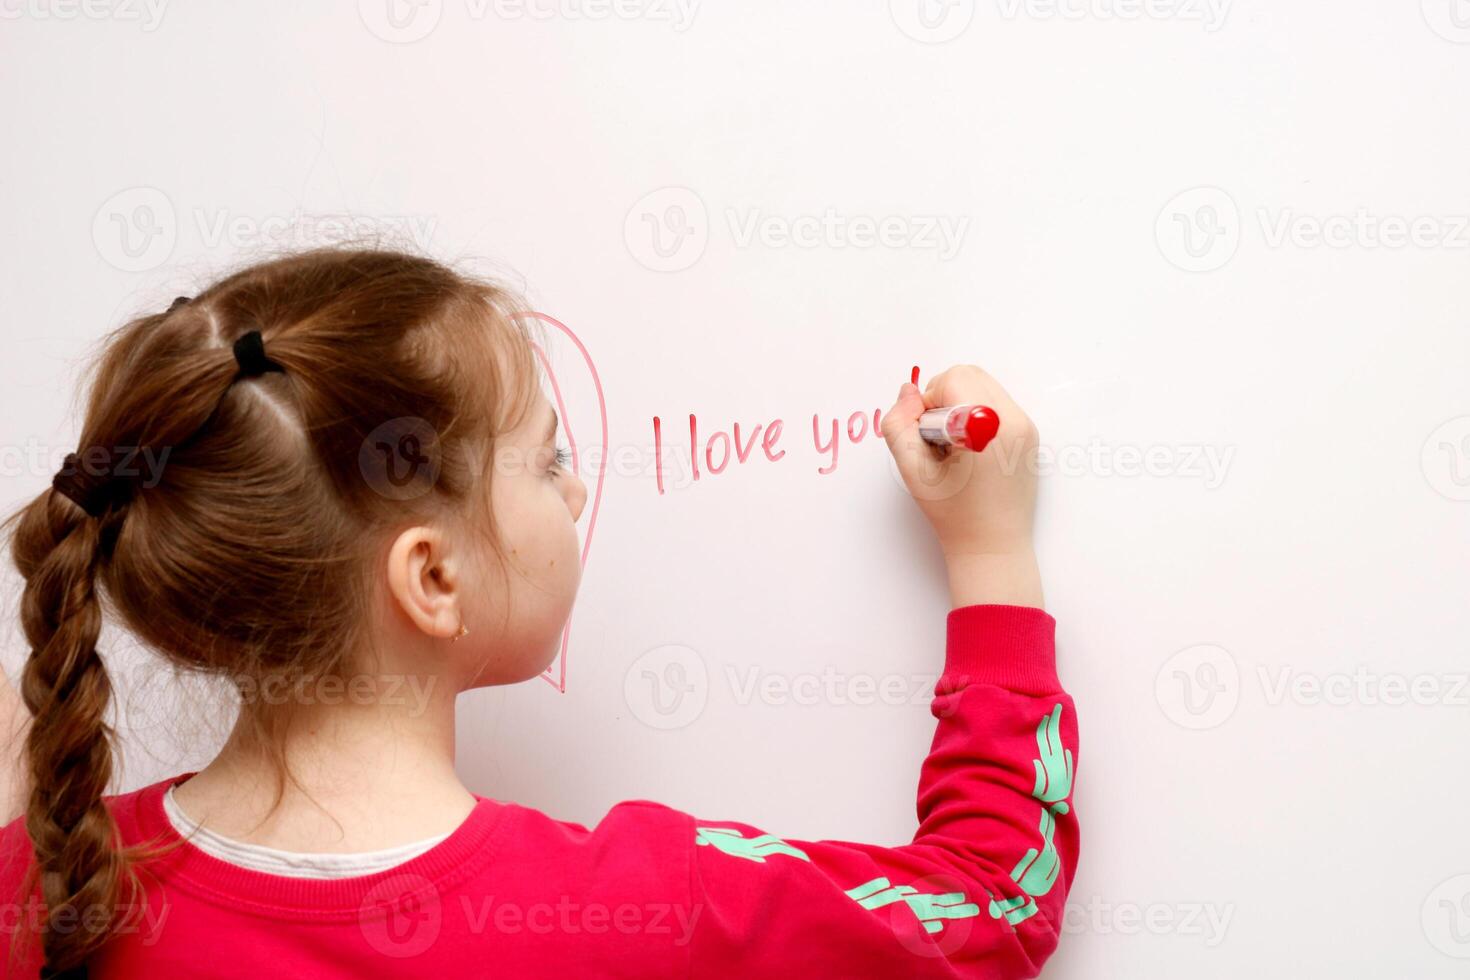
[
  {"x1": 4, "y1": 248, "x2": 540, "y2": 972},
  {"x1": 8, "y1": 295, "x2": 242, "y2": 972},
  {"x1": 12, "y1": 492, "x2": 129, "y2": 974}
]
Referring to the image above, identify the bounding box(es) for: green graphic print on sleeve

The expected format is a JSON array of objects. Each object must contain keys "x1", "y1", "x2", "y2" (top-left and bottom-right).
[
  {"x1": 1031, "y1": 703, "x2": 1074, "y2": 816},
  {"x1": 695, "y1": 826, "x2": 811, "y2": 864},
  {"x1": 987, "y1": 703, "x2": 1074, "y2": 927},
  {"x1": 694, "y1": 704, "x2": 1074, "y2": 939},
  {"x1": 845, "y1": 878, "x2": 982, "y2": 935},
  {"x1": 695, "y1": 827, "x2": 984, "y2": 936}
]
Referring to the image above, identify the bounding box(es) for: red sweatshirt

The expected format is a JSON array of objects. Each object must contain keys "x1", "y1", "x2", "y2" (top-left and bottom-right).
[{"x1": 0, "y1": 604, "x2": 1078, "y2": 978}]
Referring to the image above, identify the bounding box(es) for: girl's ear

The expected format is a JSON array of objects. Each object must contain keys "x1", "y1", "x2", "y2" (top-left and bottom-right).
[{"x1": 385, "y1": 526, "x2": 463, "y2": 641}]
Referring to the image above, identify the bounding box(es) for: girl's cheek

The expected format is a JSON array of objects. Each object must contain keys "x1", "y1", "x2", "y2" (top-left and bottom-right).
[{"x1": 555, "y1": 517, "x2": 582, "y2": 590}]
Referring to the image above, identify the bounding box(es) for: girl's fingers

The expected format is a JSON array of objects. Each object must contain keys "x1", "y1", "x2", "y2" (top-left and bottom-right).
[
  {"x1": 882, "y1": 383, "x2": 926, "y2": 438},
  {"x1": 923, "y1": 370, "x2": 947, "y2": 409}
]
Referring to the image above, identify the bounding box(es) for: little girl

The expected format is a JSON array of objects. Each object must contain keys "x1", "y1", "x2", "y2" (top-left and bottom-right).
[{"x1": 1, "y1": 249, "x2": 1078, "y2": 978}]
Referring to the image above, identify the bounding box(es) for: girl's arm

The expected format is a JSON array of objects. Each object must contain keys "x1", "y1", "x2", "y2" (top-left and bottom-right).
[
  {"x1": 687, "y1": 599, "x2": 1076, "y2": 977},
  {"x1": 685, "y1": 367, "x2": 1074, "y2": 975}
]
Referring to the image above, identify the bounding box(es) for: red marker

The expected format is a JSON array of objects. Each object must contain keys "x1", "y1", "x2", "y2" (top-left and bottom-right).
[
  {"x1": 909, "y1": 365, "x2": 1000, "y2": 453},
  {"x1": 918, "y1": 404, "x2": 1001, "y2": 453}
]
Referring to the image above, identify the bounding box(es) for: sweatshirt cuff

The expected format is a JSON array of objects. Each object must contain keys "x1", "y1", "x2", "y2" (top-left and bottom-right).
[{"x1": 944, "y1": 604, "x2": 1060, "y2": 696}]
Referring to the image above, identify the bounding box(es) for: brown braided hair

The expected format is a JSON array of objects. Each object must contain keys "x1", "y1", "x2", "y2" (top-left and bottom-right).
[{"x1": 7, "y1": 248, "x2": 540, "y2": 972}]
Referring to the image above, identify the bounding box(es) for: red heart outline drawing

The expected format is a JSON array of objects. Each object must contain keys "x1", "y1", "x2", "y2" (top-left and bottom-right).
[{"x1": 517, "y1": 311, "x2": 607, "y2": 693}]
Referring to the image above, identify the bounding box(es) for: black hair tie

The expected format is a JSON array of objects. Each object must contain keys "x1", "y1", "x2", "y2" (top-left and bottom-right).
[
  {"x1": 51, "y1": 452, "x2": 125, "y2": 519},
  {"x1": 232, "y1": 331, "x2": 284, "y2": 378},
  {"x1": 167, "y1": 295, "x2": 191, "y2": 313}
]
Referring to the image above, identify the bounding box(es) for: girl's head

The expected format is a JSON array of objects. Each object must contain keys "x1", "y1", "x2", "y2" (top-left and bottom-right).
[{"x1": 8, "y1": 248, "x2": 586, "y2": 970}]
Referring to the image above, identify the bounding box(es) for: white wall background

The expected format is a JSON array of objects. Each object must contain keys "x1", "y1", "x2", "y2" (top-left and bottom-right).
[{"x1": 3, "y1": 1, "x2": 1469, "y2": 976}]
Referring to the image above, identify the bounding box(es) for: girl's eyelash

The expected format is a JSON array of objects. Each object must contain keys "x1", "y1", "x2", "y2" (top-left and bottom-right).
[{"x1": 552, "y1": 446, "x2": 572, "y2": 471}]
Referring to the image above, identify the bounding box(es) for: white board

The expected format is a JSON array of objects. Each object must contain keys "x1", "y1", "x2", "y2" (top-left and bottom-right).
[{"x1": 2, "y1": 4, "x2": 1469, "y2": 975}]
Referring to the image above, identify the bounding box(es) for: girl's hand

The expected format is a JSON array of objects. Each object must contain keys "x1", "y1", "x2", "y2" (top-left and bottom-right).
[{"x1": 881, "y1": 365, "x2": 1043, "y2": 608}]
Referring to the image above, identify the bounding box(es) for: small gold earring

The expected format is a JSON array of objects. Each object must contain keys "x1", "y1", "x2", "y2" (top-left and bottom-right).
[{"x1": 452, "y1": 623, "x2": 469, "y2": 642}]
